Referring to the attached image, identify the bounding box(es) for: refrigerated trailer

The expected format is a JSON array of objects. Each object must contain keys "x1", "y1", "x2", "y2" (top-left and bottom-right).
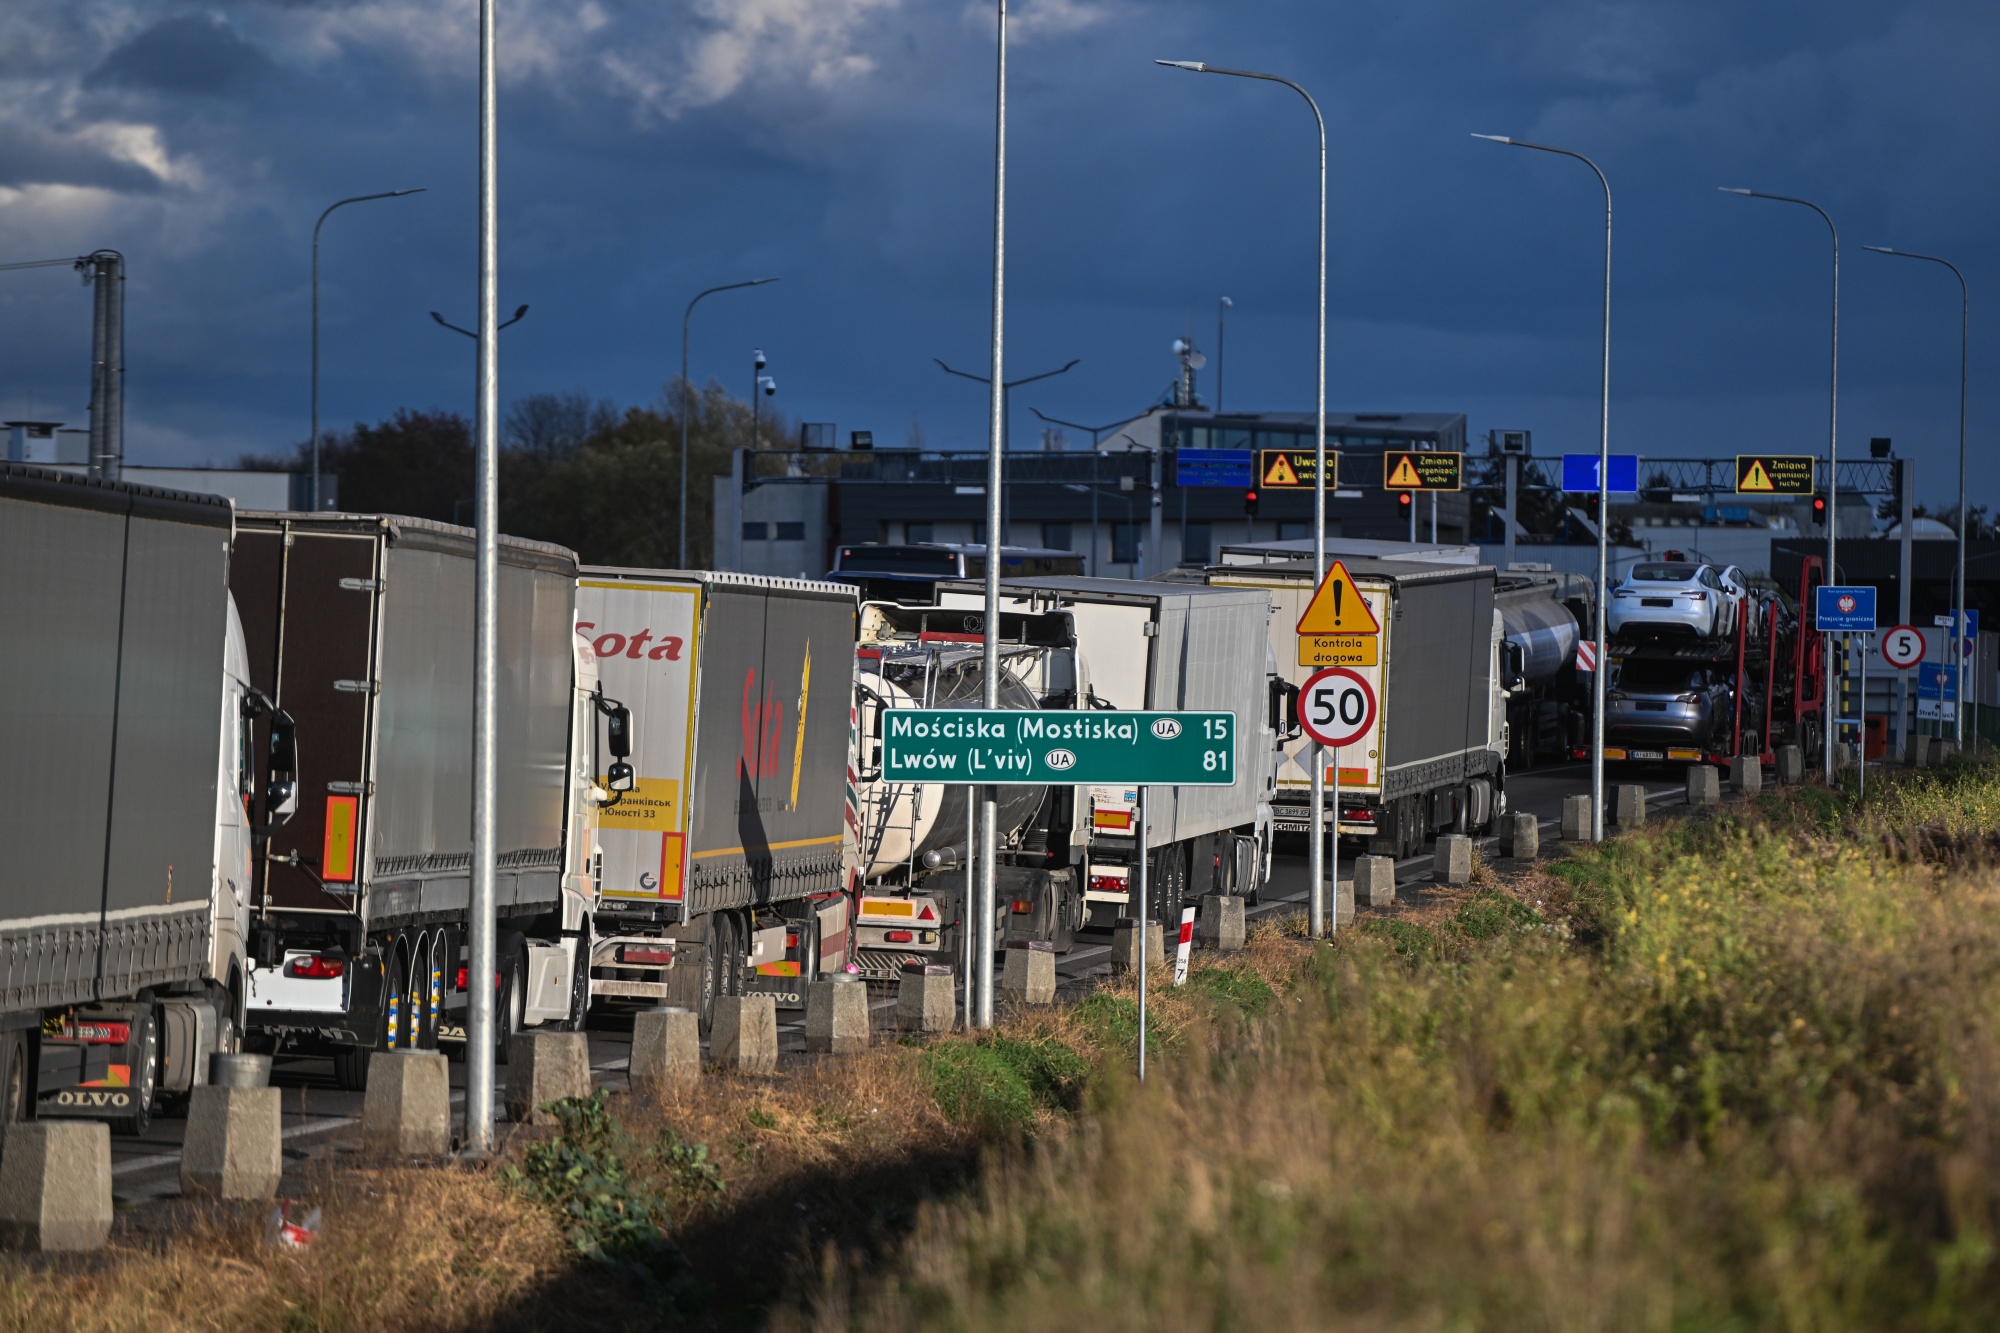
[
  {"x1": 0, "y1": 464, "x2": 298, "y2": 1134},
  {"x1": 1207, "y1": 558, "x2": 1505, "y2": 858},
  {"x1": 936, "y1": 577, "x2": 1287, "y2": 922},
  {"x1": 575, "y1": 570, "x2": 858, "y2": 1032},
  {"x1": 232, "y1": 513, "x2": 615, "y2": 1088}
]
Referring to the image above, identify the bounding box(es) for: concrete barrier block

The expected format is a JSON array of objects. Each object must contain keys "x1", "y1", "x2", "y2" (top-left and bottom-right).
[
  {"x1": 1333, "y1": 878, "x2": 1356, "y2": 926},
  {"x1": 1502, "y1": 812, "x2": 1539, "y2": 860},
  {"x1": 0, "y1": 1122, "x2": 112, "y2": 1252},
  {"x1": 1731, "y1": 755, "x2": 1764, "y2": 794},
  {"x1": 1614, "y1": 784, "x2": 1647, "y2": 829},
  {"x1": 181, "y1": 1085, "x2": 282, "y2": 1200},
  {"x1": 1355, "y1": 856, "x2": 1396, "y2": 907},
  {"x1": 897, "y1": 963, "x2": 955, "y2": 1033},
  {"x1": 1110, "y1": 918, "x2": 1166, "y2": 974},
  {"x1": 1195, "y1": 894, "x2": 1246, "y2": 951},
  {"x1": 1776, "y1": 744, "x2": 1805, "y2": 785},
  {"x1": 361, "y1": 1051, "x2": 451, "y2": 1157},
  {"x1": 1935, "y1": 740, "x2": 1960, "y2": 766},
  {"x1": 1001, "y1": 941, "x2": 1057, "y2": 1005},
  {"x1": 630, "y1": 1006, "x2": 701, "y2": 1089},
  {"x1": 1686, "y1": 766, "x2": 1721, "y2": 807},
  {"x1": 1434, "y1": 834, "x2": 1472, "y2": 885},
  {"x1": 506, "y1": 1031, "x2": 592, "y2": 1124},
  {"x1": 711, "y1": 994, "x2": 779, "y2": 1073},
  {"x1": 1561, "y1": 794, "x2": 1595, "y2": 842},
  {"x1": 806, "y1": 976, "x2": 872, "y2": 1054}
]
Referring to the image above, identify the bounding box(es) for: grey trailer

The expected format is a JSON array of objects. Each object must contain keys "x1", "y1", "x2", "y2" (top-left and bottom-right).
[
  {"x1": 936, "y1": 576, "x2": 1285, "y2": 921},
  {"x1": 576, "y1": 570, "x2": 858, "y2": 1029},
  {"x1": 231, "y1": 512, "x2": 595, "y2": 1087},
  {"x1": 1, "y1": 463, "x2": 274, "y2": 1134}
]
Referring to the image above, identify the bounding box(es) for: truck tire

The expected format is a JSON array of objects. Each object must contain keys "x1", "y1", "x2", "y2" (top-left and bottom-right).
[
  {"x1": 110, "y1": 1006, "x2": 159, "y2": 1138},
  {"x1": 382, "y1": 941, "x2": 413, "y2": 1053},
  {"x1": 1148, "y1": 844, "x2": 1189, "y2": 927},
  {"x1": 416, "y1": 931, "x2": 445, "y2": 1050},
  {"x1": 333, "y1": 1044, "x2": 369, "y2": 1091},
  {"x1": 0, "y1": 1032, "x2": 28, "y2": 1130},
  {"x1": 494, "y1": 940, "x2": 528, "y2": 1064}
]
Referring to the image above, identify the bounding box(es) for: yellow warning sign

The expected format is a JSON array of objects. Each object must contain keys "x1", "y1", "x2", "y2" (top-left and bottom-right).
[
  {"x1": 1740, "y1": 459, "x2": 1774, "y2": 492},
  {"x1": 1734, "y1": 454, "x2": 1815, "y2": 495},
  {"x1": 1264, "y1": 452, "x2": 1299, "y2": 486},
  {"x1": 1256, "y1": 448, "x2": 1332, "y2": 489},
  {"x1": 1381, "y1": 450, "x2": 1463, "y2": 490},
  {"x1": 1295, "y1": 561, "x2": 1381, "y2": 636},
  {"x1": 1388, "y1": 455, "x2": 1421, "y2": 487}
]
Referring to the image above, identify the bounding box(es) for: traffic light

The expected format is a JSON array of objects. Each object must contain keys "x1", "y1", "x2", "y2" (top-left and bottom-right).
[
  {"x1": 1243, "y1": 488, "x2": 1259, "y2": 519},
  {"x1": 1812, "y1": 494, "x2": 1828, "y2": 525},
  {"x1": 1397, "y1": 492, "x2": 1413, "y2": 516}
]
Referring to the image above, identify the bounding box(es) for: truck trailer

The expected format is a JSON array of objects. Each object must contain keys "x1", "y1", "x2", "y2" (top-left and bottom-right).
[
  {"x1": 1, "y1": 464, "x2": 296, "y2": 1134},
  {"x1": 231, "y1": 513, "x2": 619, "y2": 1088},
  {"x1": 1206, "y1": 558, "x2": 1505, "y2": 858},
  {"x1": 575, "y1": 569, "x2": 859, "y2": 1033},
  {"x1": 936, "y1": 577, "x2": 1287, "y2": 923}
]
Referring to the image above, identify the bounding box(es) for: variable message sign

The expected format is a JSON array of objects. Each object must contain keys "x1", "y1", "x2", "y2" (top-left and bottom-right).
[
  {"x1": 881, "y1": 710, "x2": 1238, "y2": 785},
  {"x1": 1175, "y1": 449, "x2": 1253, "y2": 488},
  {"x1": 1258, "y1": 448, "x2": 1335, "y2": 489},
  {"x1": 1735, "y1": 454, "x2": 1815, "y2": 494},
  {"x1": 1382, "y1": 450, "x2": 1462, "y2": 491}
]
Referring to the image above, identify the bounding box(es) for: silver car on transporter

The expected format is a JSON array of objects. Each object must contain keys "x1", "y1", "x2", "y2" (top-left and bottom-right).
[{"x1": 1606, "y1": 561, "x2": 1737, "y2": 642}]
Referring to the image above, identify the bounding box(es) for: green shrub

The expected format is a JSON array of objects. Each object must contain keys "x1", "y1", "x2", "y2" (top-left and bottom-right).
[{"x1": 921, "y1": 1034, "x2": 1091, "y2": 1135}]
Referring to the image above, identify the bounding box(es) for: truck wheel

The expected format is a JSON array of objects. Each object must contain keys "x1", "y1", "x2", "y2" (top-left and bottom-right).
[
  {"x1": 1052, "y1": 878, "x2": 1078, "y2": 954},
  {"x1": 1149, "y1": 844, "x2": 1189, "y2": 927},
  {"x1": 0, "y1": 1032, "x2": 28, "y2": 1130},
  {"x1": 416, "y1": 932, "x2": 445, "y2": 1050},
  {"x1": 110, "y1": 1007, "x2": 159, "y2": 1138},
  {"x1": 382, "y1": 942, "x2": 413, "y2": 1053},
  {"x1": 721, "y1": 912, "x2": 747, "y2": 997},
  {"x1": 332, "y1": 1045, "x2": 369, "y2": 1092},
  {"x1": 695, "y1": 915, "x2": 722, "y2": 1037},
  {"x1": 494, "y1": 944, "x2": 527, "y2": 1064}
]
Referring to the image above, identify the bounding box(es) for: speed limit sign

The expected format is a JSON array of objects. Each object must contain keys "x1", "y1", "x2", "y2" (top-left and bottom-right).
[
  {"x1": 1299, "y1": 666, "x2": 1377, "y2": 748},
  {"x1": 1882, "y1": 624, "x2": 1925, "y2": 670}
]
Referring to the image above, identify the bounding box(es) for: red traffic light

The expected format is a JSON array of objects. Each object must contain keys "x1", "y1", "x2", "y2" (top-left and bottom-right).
[
  {"x1": 1396, "y1": 492, "x2": 1413, "y2": 510},
  {"x1": 1812, "y1": 494, "x2": 1828, "y2": 519},
  {"x1": 1243, "y1": 489, "x2": 1259, "y2": 516}
]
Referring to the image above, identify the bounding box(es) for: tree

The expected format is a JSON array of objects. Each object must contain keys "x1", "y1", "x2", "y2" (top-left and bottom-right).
[{"x1": 240, "y1": 409, "x2": 474, "y2": 522}]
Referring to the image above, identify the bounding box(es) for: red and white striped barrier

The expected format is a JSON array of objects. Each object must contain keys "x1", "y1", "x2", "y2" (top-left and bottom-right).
[{"x1": 1173, "y1": 906, "x2": 1195, "y2": 985}]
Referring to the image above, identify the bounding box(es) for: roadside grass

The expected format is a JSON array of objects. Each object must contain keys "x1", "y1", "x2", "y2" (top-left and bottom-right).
[{"x1": 791, "y1": 772, "x2": 2000, "y2": 1331}]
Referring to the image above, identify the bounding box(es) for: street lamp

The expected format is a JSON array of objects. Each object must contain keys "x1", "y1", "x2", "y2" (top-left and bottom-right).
[
  {"x1": 1216, "y1": 296, "x2": 1232, "y2": 413},
  {"x1": 1866, "y1": 244, "x2": 1970, "y2": 748},
  {"x1": 430, "y1": 305, "x2": 528, "y2": 339},
  {"x1": 1475, "y1": 133, "x2": 1612, "y2": 843},
  {"x1": 751, "y1": 349, "x2": 769, "y2": 447},
  {"x1": 313, "y1": 188, "x2": 425, "y2": 511},
  {"x1": 1721, "y1": 186, "x2": 1840, "y2": 783},
  {"x1": 936, "y1": 357, "x2": 1078, "y2": 549},
  {"x1": 1032, "y1": 407, "x2": 1129, "y2": 574},
  {"x1": 1157, "y1": 58, "x2": 1327, "y2": 935},
  {"x1": 681, "y1": 278, "x2": 778, "y2": 567}
]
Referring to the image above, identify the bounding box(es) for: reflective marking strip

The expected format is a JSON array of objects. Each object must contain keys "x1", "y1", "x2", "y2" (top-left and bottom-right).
[
  {"x1": 322, "y1": 795, "x2": 359, "y2": 882},
  {"x1": 859, "y1": 899, "x2": 915, "y2": 919}
]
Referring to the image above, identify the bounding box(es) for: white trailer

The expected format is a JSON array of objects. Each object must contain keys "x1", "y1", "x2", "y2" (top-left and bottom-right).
[{"x1": 936, "y1": 577, "x2": 1285, "y2": 921}]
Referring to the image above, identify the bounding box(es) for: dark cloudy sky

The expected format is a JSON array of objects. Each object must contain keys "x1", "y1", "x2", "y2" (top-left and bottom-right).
[{"x1": 1, "y1": 1, "x2": 1994, "y2": 511}]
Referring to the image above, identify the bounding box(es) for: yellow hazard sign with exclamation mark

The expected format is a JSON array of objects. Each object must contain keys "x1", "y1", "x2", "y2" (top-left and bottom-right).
[{"x1": 1296, "y1": 560, "x2": 1382, "y2": 666}]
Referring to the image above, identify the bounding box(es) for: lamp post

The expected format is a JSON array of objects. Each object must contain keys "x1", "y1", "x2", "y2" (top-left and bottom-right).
[
  {"x1": 1216, "y1": 296, "x2": 1232, "y2": 412},
  {"x1": 1866, "y1": 245, "x2": 1970, "y2": 748},
  {"x1": 1156, "y1": 59, "x2": 1329, "y2": 937},
  {"x1": 936, "y1": 357, "x2": 1078, "y2": 550},
  {"x1": 1475, "y1": 134, "x2": 1612, "y2": 842},
  {"x1": 976, "y1": 0, "x2": 1011, "y2": 1031},
  {"x1": 1722, "y1": 187, "x2": 1840, "y2": 783},
  {"x1": 466, "y1": 0, "x2": 500, "y2": 1156},
  {"x1": 313, "y1": 189, "x2": 424, "y2": 512},
  {"x1": 1032, "y1": 407, "x2": 1128, "y2": 573},
  {"x1": 681, "y1": 278, "x2": 778, "y2": 568}
]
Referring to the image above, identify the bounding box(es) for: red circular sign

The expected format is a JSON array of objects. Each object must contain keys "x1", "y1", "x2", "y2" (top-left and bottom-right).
[
  {"x1": 1881, "y1": 624, "x2": 1925, "y2": 670},
  {"x1": 1299, "y1": 667, "x2": 1377, "y2": 748}
]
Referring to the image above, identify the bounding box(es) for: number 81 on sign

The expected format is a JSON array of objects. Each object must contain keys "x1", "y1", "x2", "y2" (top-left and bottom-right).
[{"x1": 1299, "y1": 666, "x2": 1377, "y2": 748}]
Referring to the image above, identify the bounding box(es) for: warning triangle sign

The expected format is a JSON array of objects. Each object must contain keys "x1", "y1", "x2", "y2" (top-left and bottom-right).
[
  {"x1": 1296, "y1": 560, "x2": 1381, "y2": 635},
  {"x1": 1387, "y1": 454, "x2": 1422, "y2": 488},
  {"x1": 1263, "y1": 452, "x2": 1299, "y2": 486},
  {"x1": 1740, "y1": 459, "x2": 1775, "y2": 492}
]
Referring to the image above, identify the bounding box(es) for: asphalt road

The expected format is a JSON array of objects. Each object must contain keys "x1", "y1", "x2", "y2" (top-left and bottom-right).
[{"x1": 107, "y1": 759, "x2": 1689, "y2": 1208}]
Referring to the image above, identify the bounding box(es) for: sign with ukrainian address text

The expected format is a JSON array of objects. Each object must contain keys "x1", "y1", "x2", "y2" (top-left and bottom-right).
[{"x1": 880, "y1": 710, "x2": 1238, "y2": 785}]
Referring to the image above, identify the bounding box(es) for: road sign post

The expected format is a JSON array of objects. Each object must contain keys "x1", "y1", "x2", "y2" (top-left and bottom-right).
[
  {"x1": 1296, "y1": 561, "x2": 1381, "y2": 937},
  {"x1": 1136, "y1": 785, "x2": 1148, "y2": 1083}
]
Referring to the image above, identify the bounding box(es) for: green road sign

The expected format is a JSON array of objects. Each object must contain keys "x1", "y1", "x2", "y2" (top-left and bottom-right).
[{"x1": 881, "y1": 710, "x2": 1239, "y2": 785}]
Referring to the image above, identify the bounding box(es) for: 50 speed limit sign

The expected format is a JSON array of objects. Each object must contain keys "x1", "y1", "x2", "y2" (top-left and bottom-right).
[
  {"x1": 1881, "y1": 624, "x2": 1925, "y2": 670},
  {"x1": 1299, "y1": 666, "x2": 1377, "y2": 748}
]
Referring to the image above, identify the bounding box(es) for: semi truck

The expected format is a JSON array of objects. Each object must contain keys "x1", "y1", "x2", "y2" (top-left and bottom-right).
[
  {"x1": 1, "y1": 464, "x2": 294, "y2": 1134},
  {"x1": 231, "y1": 513, "x2": 624, "y2": 1089},
  {"x1": 936, "y1": 577, "x2": 1287, "y2": 922},
  {"x1": 575, "y1": 570, "x2": 859, "y2": 1033},
  {"x1": 1205, "y1": 558, "x2": 1506, "y2": 859}
]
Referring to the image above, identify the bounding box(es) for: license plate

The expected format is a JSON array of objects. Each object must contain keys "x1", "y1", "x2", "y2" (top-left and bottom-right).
[{"x1": 1632, "y1": 749, "x2": 1664, "y2": 760}]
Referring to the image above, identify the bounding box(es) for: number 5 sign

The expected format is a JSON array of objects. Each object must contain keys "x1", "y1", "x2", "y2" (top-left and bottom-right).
[
  {"x1": 1881, "y1": 624, "x2": 1925, "y2": 671},
  {"x1": 1299, "y1": 666, "x2": 1377, "y2": 748}
]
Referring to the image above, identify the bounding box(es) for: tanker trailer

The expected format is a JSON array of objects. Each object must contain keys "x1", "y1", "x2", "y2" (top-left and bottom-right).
[
  {"x1": 850, "y1": 602, "x2": 1087, "y2": 980},
  {"x1": 1495, "y1": 571, "x2": 1585, "y2": 768}
]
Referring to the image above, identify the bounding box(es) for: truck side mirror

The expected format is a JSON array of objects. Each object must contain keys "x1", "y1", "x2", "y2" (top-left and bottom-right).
[
  {"x1": 605, "y1": 703, "x2": 632, "y2": 760},
  {"x1": 266, "y1": 712, "x2": 300, "y2": 825},
  {"x1": 605, "y1": 759, "x2": 636, "y2": 794},
  {"x1": 1503, "y1": 643, "x2": 1528, "y2": 694},
  {"x1": 1269, "y1": 677, "x2": 1301, "y2": 740}
]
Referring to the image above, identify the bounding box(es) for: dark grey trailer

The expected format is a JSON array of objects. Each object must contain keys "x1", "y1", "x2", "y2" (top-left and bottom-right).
[
  {"x1": 232, "y1": 513, "x2": 588, "y2": 1086},
  {"x1": 1, "y1": 463, "x2": 251, "y2": 1131}
]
